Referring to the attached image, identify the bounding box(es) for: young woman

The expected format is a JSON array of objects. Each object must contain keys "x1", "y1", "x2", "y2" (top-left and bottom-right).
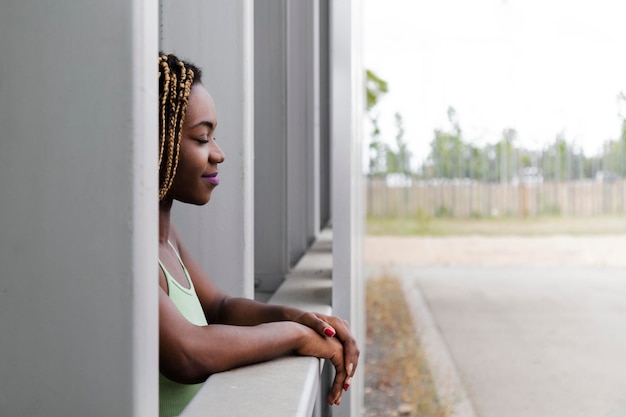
[{"x1": 157, "y1": 53, "x2": 359, "y2": 416}]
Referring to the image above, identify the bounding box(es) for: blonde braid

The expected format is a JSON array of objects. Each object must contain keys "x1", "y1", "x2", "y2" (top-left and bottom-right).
[
  {"x1": 158, "y1": 54, "x2": 197, "y2": 200},
  {"x1": 158, "y1": 57, "x2": 170, "y2": 167},
  {"x1": 166, "y1": 64, "x2": 195, "y2": 197},
  {"x1": 162, "y1": 70, "x2": 178, "y2": 198}
]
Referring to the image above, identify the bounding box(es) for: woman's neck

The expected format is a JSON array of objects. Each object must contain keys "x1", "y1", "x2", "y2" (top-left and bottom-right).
[{"x1": 159, "y1": 199, "x2": 173, "y2": 244}]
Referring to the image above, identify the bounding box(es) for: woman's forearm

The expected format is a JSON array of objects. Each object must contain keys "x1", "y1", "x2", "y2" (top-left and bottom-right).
[
  {"x1": 213, "y1": 296, "x2": 303, "y2": 325},
  {"x1": 161, "y1": 321, "x2": 306, "y2": 383},
  {"x1": 162, "y1": 294, "x2": 351, "y2": 406}
]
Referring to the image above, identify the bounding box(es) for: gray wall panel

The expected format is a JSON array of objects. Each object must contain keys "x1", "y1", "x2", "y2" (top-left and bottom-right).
[
  {"x1": 254, "y1": 0, "x2": 289, "y2": 292},
  {"x1": 161, "y1": 0, "x2": 255, "y2": 298},
  {"x1": 287, "y1": 1, "x2": 315, "y2": 266},
  {"x1": 0, "y1": 1, "x2": 158, "y2": 415}
]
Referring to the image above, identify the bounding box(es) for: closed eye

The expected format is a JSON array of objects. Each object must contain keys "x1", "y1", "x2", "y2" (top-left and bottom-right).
[{"x1": 194, "y1": 138, "x2": 209, "y2": 144}]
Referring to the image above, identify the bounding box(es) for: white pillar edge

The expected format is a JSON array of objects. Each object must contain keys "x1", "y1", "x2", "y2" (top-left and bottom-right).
[
  {"x1": 242, "y1": 0, "x2": 255, "y2": 297},
  {"x1": 131, "y1": 0, "x2": 159, "y2": 415},
  {"x1": 312, "y1": 0, "x2": 322, "y2": 238},
  {"x1": 330, "y1": 0, "x2": 364, "y2": 416}
]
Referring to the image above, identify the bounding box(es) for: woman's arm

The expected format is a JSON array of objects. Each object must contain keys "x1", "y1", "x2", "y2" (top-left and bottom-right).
[
  {"x1": 167, "y1": 227, "x2": 358, "y2": 401},
  {"x1": 159, "y1": 289, "x2": 347, "y2": 405},
  {"x1": 213, "y1": 297, "x2": 359, "y2": 390}
]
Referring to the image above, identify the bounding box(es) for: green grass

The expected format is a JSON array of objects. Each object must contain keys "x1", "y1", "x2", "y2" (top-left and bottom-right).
[{"x1": 367, "y1": 215, "x2": 626, "y2": 236}]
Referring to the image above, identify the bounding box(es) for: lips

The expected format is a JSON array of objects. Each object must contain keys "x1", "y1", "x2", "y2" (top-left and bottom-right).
[{"x1": 202, "y1": 172, "x2": 220, "y2": 186}]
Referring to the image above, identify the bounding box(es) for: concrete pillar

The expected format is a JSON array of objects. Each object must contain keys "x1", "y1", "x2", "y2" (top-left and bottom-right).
[
  {"x1": 319, "y1": 0, "x2": 332, "y2": 228},
  {"x1": 0, "y1": 1, "x2": 159, "y2": 416},
  {"x1": 254, "y1": 1, "x2": 321, "y2": 297},
  {"x1": 160, "y1": 0, "x2": 255, "y2": 298},
  {"x1": 253, "y1": 0, "x2": 289, "y2": 294},
  {"x1": 286, "y1": 0, "x2": 317, "y2": 265},
  {"x1": 330, "y1": 0, "x2": 365, "y2": 416}
]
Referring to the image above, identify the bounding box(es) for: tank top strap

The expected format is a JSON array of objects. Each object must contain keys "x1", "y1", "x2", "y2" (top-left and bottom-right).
[{"x1": 158, "y1": 240, "x2": 196, "y2": 293}]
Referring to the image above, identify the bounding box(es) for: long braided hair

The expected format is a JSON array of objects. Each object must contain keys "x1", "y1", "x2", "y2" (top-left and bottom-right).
[{"x1": 158, "y1": 53, "x2": 203, "y2": 200}]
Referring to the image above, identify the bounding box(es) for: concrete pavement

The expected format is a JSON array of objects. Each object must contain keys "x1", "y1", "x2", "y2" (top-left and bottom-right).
[{"x1": 365, "y1": 237, "x2": 626, "y2": 417}]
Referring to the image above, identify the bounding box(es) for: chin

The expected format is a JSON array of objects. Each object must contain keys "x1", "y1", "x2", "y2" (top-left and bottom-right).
[
  {"x1": 178, "y1": 193, "x2": 212, "y2": 206},
  {"x1": 194, "y1": 195, "x2": 212, "y2": 206}
]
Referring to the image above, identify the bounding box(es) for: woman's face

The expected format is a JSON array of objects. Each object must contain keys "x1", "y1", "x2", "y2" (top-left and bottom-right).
[{"x1": 167, "y1": 83, "x2": 225, "y2": 205}]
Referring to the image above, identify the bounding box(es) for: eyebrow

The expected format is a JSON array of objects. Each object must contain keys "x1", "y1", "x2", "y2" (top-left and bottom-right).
[{"x1": 190, "y1": 121, "x2": 215, "y2": 130}]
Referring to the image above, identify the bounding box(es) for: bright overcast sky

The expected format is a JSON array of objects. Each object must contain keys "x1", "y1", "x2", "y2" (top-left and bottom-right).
[{"x1": 363, "y1": 0, "x2": 626, "y2": 165}]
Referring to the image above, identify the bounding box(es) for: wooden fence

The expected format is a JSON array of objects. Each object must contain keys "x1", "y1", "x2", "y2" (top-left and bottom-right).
[{"x1": 367, "y1": 178, "x2": 626, "y2": 218}]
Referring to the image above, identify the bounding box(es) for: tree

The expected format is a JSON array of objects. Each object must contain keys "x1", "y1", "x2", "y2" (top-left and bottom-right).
[
  {"x1": 387, "y1": 112, "x2": 412, "y2": 175},
  {"x1": 540, "y1": 134, "x2": 581, "y2": 181},
  {"x1": 366, "y1": 70, "x2": 388, "y2": 112},
  {"x1": 365, "y1": 69, "x2": 389, "y2": 177},
  {"x1": 495, "y1": 128, "x2": 517, "y2": 183},
  {"x1": 427, "y1": 107, "x2": 464, "y2": 178}
]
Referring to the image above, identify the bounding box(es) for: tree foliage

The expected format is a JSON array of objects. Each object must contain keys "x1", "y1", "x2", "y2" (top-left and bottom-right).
[
  {"x1": 367, "y1": 83, "x2": 626, "y2": 182},
  {"x1": 386, "y1": 112, "x2": 412, "y2": 175},
  {"x1": 366, "y1": 69, "x2": 388, "y2": 112},
  {"x1": 422, "y1": 105, "x2": 626, "y2": 183},
  {"x1": 366, "y1": 70, "x2": 389, "y2": 177},
  {"x1": 366, "y1": 70, "x2": 412, "y2": 178},
  {"x1": 426, "y1": 107, "x2": 464, "y2": 178}
]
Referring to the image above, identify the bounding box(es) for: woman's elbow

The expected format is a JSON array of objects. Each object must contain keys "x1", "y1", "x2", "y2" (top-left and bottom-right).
[{"x1": 160, "y1": 339, "x2": 218, "y2": 384}]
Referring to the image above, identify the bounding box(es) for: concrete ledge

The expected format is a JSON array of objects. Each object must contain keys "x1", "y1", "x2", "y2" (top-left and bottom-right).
[
  {"x1": 182, "y1": 236, "x2": 333, "y2": 417},
  {"x1": 181, "y1": 356, "x2": 323, "y2": 417}
]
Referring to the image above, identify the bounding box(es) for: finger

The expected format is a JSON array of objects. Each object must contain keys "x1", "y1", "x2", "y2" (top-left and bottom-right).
[
  {"x1": 343, "y1": 375, "x2": 352, "y2": 392},
  {"x1": 326, "y1": 343, "x2": 346, "y2": 405},
  {"x1": 341, "y1": 363, "x2": 354, "y2": 393},
  {"x1": 300, "y1": 312, "x2": 336, "y2": 337},
  {"x1": 312, "y1": 316, "x2": 359, "y2": 399},
  {"x1": 317, "y1": 317, "x2": 360, "y2": 383},
  {"x1": 327, "y1": 371, "x2": 345, "y2": 405},
  {"x1": 327, "y1": 318, "x2": 352, "y2": 345},
  {"x1": 329, "y1": 320, "x2": 359, "y2": 377},
  {"x1": 344, "y1": 340, "x2": 360, "y2": 376}
]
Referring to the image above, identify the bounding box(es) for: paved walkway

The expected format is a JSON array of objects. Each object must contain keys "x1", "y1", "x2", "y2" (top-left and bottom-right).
[{"x1": 365, "y1": 236, "x2": 626, "y2": 417}]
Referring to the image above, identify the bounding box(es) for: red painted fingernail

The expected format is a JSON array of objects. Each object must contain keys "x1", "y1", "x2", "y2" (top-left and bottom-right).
[
  {"x1": 324, "y1": 328, "x2": 335, "y2": 337},
  {"x1": 344, "y1": 383, "x2": 350, "y2": 391}
]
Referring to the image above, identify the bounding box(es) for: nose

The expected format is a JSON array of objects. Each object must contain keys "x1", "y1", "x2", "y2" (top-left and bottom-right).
[{"x1": 209, "y1": 139, "x2": 225, "y2": 164}]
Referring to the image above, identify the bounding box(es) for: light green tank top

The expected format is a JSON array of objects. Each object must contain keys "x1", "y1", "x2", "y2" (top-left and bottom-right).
[{"x1": 159, "y1": 241, "x2": 208, "y2": 417}]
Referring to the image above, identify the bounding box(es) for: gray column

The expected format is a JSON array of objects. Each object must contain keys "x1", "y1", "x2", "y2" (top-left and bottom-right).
[
  {"x1": 319, "y1": 0, "x2": 332, "y2": 228},
  {"x1": 0, "y1": 1, "x2": 159, "y2": 416},
  {"x1": 330, "y1": 0, "x2": 365, "y2": 416},
  {"x1": 310, "y1": 0, "x2": 323, "y2": 236},
  {"x1": 253, "y1": 0, "x2": 289, "y2": 294},
  {"x1": 254, "y1": 1, "x2": 320, "y2": 297},
  {"x1": 161, "y1": 0, "x2": 255, "y2": 298},
  {"x1": 287, "y1": 0, "x2": 317, "y2": 265}
]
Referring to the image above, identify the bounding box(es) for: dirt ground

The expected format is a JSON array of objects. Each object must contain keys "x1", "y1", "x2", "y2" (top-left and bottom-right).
[
  {"x1": 363, "y1": 276, "x2": 447, "y2": 417},
  {"x1": 364, "y1": 235, "x2": 626, "y2": 268}
]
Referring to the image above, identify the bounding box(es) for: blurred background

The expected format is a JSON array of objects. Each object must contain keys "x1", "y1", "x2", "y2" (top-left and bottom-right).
[
  {"x1": 361, "y1": 1, "x2": 626, "y2": 417},
  {"x1": 363, "y1": 0, "x2": 626, "y2": 224}
]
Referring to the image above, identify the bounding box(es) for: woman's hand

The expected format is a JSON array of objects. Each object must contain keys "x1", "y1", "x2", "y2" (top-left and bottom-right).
[
  {"x1": 292, "y1": 312, "x2": 360, "y2": 397},
  {"x1": 293, "y1": 324, "x2": 348, "y2": 405}
]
